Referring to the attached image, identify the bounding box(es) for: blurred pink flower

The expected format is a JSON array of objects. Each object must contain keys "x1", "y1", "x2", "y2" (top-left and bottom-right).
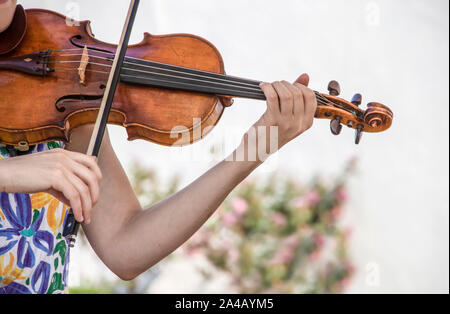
[
  {"x1": 223, "y1": 212, "x2": 238, "y2": 227},
  {"x1": 314, "y1": 234, "x2": 326, "y2": 249},
  {"x1": 310, "y1": 251, "x2": 321, "y2": 262},
  {"x1": 341, "y1": 277, "x2": 352, "y2": 288},
  {"x1": 272, "y1": 247, "x2": 294, "y2": 264},
  {"x1": 191, "y1": 230, "x2": 207, "y2": 243},
  {"x1": 285, "y1": 234, "x2": 299, "y2": 248},
  {"x1": 184, "y1": 247, "x2": 201, "y2": 256},
  {"x1": 270, "y1": 236, "x2": 299, "y2": 264},
  {"x1": 280, "y1": 248, "x2": 294, "y2": 263},
  {"x1": 345, "y1": 262, "x2": 356, "y2": 275},
  {"x1": 232, "y1": 197, "x2": 248, "y2": 216},
  {"x1": 331, "y1": 206, "x2": 342, "y2": 220},
  {"x1": 293, "y1": 196, "x2": 307, "y2": 208},
  {"x1": 335, "y1": 187, "x2": 348, "y2": 203},
  {"x1": 184, "y1": 230, "x2": 209, "y2": 256},
  {"x1": 294, "y1": 190, "x2": 320, "y2": 208},
  {"x1": 228, "y1": 247, "x2": 240, "y2": 263},
  {"x1": 272, "y1": 212, "x2": 287, "y2": 228},
  {"x1": 306, "y1": 190, "x2": 320, "y2": 206}
]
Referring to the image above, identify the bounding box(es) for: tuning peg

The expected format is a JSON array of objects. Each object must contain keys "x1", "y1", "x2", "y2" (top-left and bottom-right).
[
  {"x1": 330, "y1": 116, "x2": 343, "y2": 135},
  {"x1": 355, "y1": 125, "x2": 364, "y2": 144},
  {"x1": 327, "y1": 80, "x2": 341, "y2": 96},
  {"x1": 351, "y1": 93, "x2": 362, "y2": 106}
]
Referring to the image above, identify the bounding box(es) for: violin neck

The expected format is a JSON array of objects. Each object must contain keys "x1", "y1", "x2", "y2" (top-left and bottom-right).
[
  {"x1": 120, "y1": 57, "x2": 267, "y2": 100},
  {"x1": 119, "y1": 57, "x2": 332, "y2": 107}
]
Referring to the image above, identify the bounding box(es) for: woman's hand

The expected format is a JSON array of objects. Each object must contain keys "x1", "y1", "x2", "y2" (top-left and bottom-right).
[
  {"x1": 241, "y1": 73, "x2": 317, "y2": 162},
  {"x1": 0, "y1": 0, "x2": 17, "y2": 33},
  {"x1": 0, "y1": 148, "x2": 102, "y2": 224}
]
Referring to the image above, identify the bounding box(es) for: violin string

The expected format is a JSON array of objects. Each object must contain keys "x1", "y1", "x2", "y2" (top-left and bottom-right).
[
  {"x1": 122, "y1": 74, "x2": 268, "y2": 99},
  {"x1": 48, "y1": 59, "x2": 269, "y2": 98},
  {"x1": 44, "y1": 50, "x2": 263, "y2": 90},
  {"x1": 52, "y1": 64, "x2": 333, "y2": 106},
  {"x1": 51, "y1": 66, "x2": 343, "y2": 109},
  {"x1": 48, "y1": 61, "x2": 261, "y2": 92},
  {"x1": 49, "y1": 61, "x2": 350, "y2": 112},
  {"x1": 52, "y1": 66, "x2": 111, "y2": 75},
  {"x1": 51, "y1": 66, "x2": 335, "y2": 107},
  {"x1": 47, "y1": 54, "x2": 263, "y2": 89},
  {"x1": 44, "y1": 48, "x2": 354, "y2": 113},
  {"x1": 47, "y1": 60, "x2": 265, "y2": 94},
  {"x1": 44, "y1": 48, "x2": 350, "y2": 101},
  {"x1": 45, "y1": 50, "x2": 337, "y2": 97},
  {"x1": 51, "y1": 67, "x2": 267, "y2": 99},
  {"x1": 47, "y1": 48, "x2": 262, "y2": 84}
]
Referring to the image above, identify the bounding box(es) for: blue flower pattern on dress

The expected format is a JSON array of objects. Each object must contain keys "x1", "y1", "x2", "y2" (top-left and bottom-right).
[{"x1": 0, "y1": 142, "x2": 71, "y2": 294}]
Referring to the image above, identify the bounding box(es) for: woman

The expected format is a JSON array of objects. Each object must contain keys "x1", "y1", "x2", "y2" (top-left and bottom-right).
[{"x1": 0, "y1": 1, "x2": 317, "y2": 294}]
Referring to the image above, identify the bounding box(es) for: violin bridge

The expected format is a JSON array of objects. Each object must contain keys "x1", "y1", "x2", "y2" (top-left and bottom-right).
[{"x1": 78, "y1": 45, "x2": 89, "y2": 85}]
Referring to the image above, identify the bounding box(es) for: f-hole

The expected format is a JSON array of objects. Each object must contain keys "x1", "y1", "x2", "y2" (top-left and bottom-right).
[{"x1": 55, "y1": 94, "x2": 103, "y2": 112}]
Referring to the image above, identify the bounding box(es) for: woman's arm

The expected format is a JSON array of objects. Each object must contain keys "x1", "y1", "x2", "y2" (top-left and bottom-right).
[
  {"x1": 67, "y1": 75, "x2": 317, "y2": 280},
  {"x1": 0, "y1": 0, "x2": 17, "y2": 33}
]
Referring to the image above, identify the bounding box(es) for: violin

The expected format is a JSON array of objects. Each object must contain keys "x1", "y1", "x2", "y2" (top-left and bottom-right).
[{"x1": 0, "y1": 4, "x2": 393, "y2": 152}]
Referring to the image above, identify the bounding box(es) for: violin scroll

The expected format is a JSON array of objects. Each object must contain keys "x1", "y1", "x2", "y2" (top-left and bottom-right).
[
  {"x1": 363, "y1": 102, "x2": 394, "y2": 131},
  {"x1": 316, "y1": 81, "x2": 393, "y2": 144}
]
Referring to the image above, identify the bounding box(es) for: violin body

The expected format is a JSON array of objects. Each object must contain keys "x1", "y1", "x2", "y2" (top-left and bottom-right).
[{"x1": 0, "y1": 8, "x2": 230, "y2": 147}]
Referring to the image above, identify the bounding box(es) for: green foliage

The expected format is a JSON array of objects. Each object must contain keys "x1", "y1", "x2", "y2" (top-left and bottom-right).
[
  {"x1": 69, "y1": 285, "x2": 113, "y2": 294},
  {"x1": 183, "y1": 160, "x2": 357, "y2": 294}
]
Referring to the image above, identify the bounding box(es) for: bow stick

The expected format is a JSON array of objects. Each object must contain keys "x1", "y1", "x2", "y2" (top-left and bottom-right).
[{"x1": 63, "y1": 0, "x2": 140, "y2": 247}]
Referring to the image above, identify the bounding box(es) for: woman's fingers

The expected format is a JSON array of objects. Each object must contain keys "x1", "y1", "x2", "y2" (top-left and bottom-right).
[
  {"x1": 51, "y1": 173, "x2": 84, "y2": 223},
  {"x1": 48, "y1": 149, "x2": 102, "y2": 224},
  {"x1": 46, "y1": 189, "x2": 71, "y2": 207},
  {"x1": 272, "y1": 81, "x2": 294, "y2": 117},
  {"x1": 281, "y1": 80, "x2": 304, "y2": 117},
  {"x1": 254, "y1": 74, "x2": 317, "y2": 149},
  {"x1": 260, "y1": 82, "x2": 281, "y2": 117},
  {"x1": 61, "y1": 167, "x2": 93, "y2": 224},
  {"x1": 0, "y1": 147, "x2": 102, "y2": 224},
  {"x1": 295, "y1": 73, "x2": 310, "y2": 87},
  {"x1": 62, "y1": 150, "x2": 102, "y2": 181},
  {"x1": 67, "y1": 158, "x2": 101, "y2": 205},
  {"x1": 294, "y1": 83, "x2": 317, "y2": 132}
]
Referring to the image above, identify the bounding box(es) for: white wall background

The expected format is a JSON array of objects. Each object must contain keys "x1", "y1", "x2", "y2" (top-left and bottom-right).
[{"x1": 22, "y1": 0, "x2": 449, "y2": 293}]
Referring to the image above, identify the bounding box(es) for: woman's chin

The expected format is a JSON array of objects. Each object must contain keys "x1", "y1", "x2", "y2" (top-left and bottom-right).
[{"x1": 0, "y1": 0, "x2": 17, "y2": 33}]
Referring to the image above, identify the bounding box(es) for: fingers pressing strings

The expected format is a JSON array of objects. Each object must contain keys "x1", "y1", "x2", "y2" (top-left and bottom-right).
[{"x1": 281, "y1": 80, "x2": 304, "y2": 116}]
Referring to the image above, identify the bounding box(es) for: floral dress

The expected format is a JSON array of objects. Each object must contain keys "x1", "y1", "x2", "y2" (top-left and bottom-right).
[{"x1": 0, "y1": 142, "x2": 71, "y2": 294}]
